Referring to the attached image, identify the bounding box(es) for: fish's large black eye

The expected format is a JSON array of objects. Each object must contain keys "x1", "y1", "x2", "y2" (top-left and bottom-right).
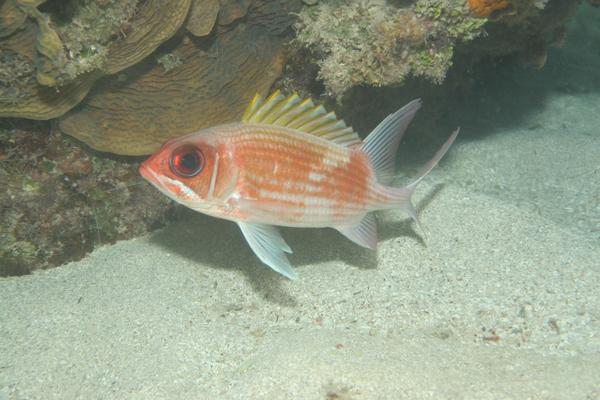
[{"x1": 169, "y1": 146, "x2": 204, "y2": 177}]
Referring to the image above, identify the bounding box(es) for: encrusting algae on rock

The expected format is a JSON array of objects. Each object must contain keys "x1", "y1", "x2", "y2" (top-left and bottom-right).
[
  {"x1": 0, "y1": 120, "x2": 174, "y2": 276},
  {"x1": 0, "y1": 0, "x2": 191, "y2": 119},
  {"x1": 293, "y1": 0, "x2": 580, "y2": 100},
  {"x1": 294, "y1": 0, "x2": 486, "y2": 98},
  {"x1": 467, "y1": 0, "x2": 512, "y2": 17},
  {"x1": 59, "y1": 0, "x2": 301, "y2": 155}
]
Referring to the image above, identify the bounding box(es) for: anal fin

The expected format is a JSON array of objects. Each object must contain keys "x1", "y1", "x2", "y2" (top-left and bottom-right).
[
  {"x1": 237, "y1": 222, "x2": 297, "y2": 280},
  {"x1": 335, "y1": 213, "x2": 378, "y2": 250}
]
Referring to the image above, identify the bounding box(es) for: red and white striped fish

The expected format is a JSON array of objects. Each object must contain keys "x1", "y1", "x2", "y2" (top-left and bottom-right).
[{"x1": 140, "y1": 91, "x2": 458, "y2": 279}]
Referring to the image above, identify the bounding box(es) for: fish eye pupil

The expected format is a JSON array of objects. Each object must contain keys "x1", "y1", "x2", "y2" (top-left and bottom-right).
[
  {"x1": 170, "y1": 146, "x2": 204, "y2": 177},
  {"x1": 180, "y1": 153, "x2": 197, "y2": 169}
]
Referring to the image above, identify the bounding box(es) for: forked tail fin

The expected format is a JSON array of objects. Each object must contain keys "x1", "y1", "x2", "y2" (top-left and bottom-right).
[
  {"x1": 384, "y1": 129, "x2": 460, "y2": 229},
  {"x1": 360, "y1": 100, "x2": 459, "y2": 228},
  {"x1": 337, "y1": 103, "x2": 457, "y2": 251},
  {"x1": 360, "y1": 99, "x2": 422, "y2": 185}
]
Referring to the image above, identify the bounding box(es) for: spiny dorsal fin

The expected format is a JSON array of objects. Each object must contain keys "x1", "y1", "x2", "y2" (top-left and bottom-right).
[{"x1": 241, "y1": 90, "x2": 362, "y2": 147}]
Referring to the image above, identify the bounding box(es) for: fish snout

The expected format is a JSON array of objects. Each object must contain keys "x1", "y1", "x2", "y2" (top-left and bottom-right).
[{"x1": 139, "y1": 161, "x2": 152, "y2": 182}]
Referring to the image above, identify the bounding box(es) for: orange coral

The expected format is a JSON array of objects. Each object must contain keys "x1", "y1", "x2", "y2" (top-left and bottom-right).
[{"x1": 467, "y1": 0, "x2": 511, "y2": 17}]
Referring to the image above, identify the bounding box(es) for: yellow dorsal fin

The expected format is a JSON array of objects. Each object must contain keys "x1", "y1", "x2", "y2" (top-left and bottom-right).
[{"x1": 241, "y1": 90, "x2": 362, "y2": 147}]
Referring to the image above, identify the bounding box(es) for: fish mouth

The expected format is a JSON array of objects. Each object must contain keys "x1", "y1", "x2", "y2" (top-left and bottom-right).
[
  {"x1": 139, "y1": 162, "x2": 210, "y2": 210},
  {"x1": 138, "y1": 162, "x2": 151, "y2": 182},
  {"x1": 139, "y1": 161, "x2": 157, "y2": 184},
  {"x1": 139, "y1": 163, "x2": 169, "y2": 195}
]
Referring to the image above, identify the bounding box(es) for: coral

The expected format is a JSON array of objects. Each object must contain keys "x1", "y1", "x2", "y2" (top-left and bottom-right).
[
  {"x1": 39, "y1": 0, "x2": 192, "y2": 84},
  {"x1": 467, "y1": 0, "x2": 511, "y2": 17},
  {"x1": 218, "y1": 0, "x2": 252, "y2": 25},
  {"x1": 185, "y1": 0, "x2": 220, "y2": 37},
  {"x1": 466, "y1": 0, "x2": 553, "y2": 19},
  {"x1": 0, "y1": 47, "x2": 35, "y2": 104},
  {"x1": 0, "y1": 0, "x2": 192, "y2": 119},
  {"x1": 465, "y1": 0, "x2": 579, "y2": 68},
  {"x1": 414, "y1": 0, "x2": 488, "y2": 41},
  {"x1": 60, "y1": 24, "x2": 286, "y2": 155},
  {"x1": 59, "y1": 1, "x2": 302, "y2": 155},
  {"x1": 0, "y1": 0, "x2": 303, "y2": 275},
  {"x1": 0, "y1": 0, "x2": 586, "y2": 278},
  {"x1": 295, "y1": 0, "x2": 485, "y2": 98},
  {"x1": 293, "y1": 0, "x2": 580, "y2": 99},
  {"x1": 4, "y1": 0, "x2": 141, "y2": 87},
  {"x1": 43, "y1": 0, "x2": 140, "y2": 84},
  {"x1": 155, "y1": 52, "x2": 183, "y2": 73},
  {"x1": 0, "y1": 0, "x2": 28, "y2": 38},
  {"x1": 0, "y1": 120, "x2": 175, "y2": 276},
  {"x1": 100, "y1": 0, "x2": 191, "y2": 74},
  {"x1": 0, "y1": 21, "x2": 99, "y2": 119}
]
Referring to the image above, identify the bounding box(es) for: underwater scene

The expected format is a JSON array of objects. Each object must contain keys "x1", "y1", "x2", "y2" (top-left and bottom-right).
[{"x1": 1, "y1": 0, "x2": 599, "y2": 398}]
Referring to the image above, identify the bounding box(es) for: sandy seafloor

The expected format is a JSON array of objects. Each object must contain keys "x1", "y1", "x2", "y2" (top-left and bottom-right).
[{"x1": 2, "y1": 7, "x2": 600, "y2": 400}]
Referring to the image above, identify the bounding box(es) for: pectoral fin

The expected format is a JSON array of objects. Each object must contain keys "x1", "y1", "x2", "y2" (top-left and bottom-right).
[{"x1": 237, "y1": 222, "x2": 298, "y2": 280}]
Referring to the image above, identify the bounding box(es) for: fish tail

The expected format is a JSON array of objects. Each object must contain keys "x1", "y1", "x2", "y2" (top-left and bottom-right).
[
  {"x1": 360, "y1": 99, "x2": 422, "y2": 185},
  {"x1": 360, "y1": 100, "x2": 458, "y2": 229},
  {"x1": 383, "y1": 129, "x2": 460, "y2": 229}
]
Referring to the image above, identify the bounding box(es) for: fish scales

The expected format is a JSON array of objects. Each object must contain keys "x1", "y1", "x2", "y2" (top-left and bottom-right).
[
  {"x1": 228, "y1": 124, "x2": 375, "y2": 226},
  {"x1": 140, "y1": 91, "x2": 458, "y2": 279}
]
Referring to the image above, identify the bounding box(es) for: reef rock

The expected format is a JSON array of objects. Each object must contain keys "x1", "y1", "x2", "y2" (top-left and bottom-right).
[
  {"x1": 295, "y1": 0, "x2": 486, "y2": 98},
  {"x1": 0, "y1": 22, "x2": 99, "y2": 119},
  {"x1": 60, "y1": 24, "x2": 285, "y2": 155},
  {"x1": 185, "y1": 0, "x2": 220, "y2": 37},
  {"x1": 0, "y1": 0, "x2": 28, "y2": 38},
  {"x1": 0, "y1": 121, "x2": 175, "y2": 276},
  {"x1": 295, "y1": 0, "x2": 579, "y2": 98},
  {"x1": 0, "y1": 0, "x2": 191, "y2": 119},
  {"x1": 59, "y1": 0, "x2": 300, "y2": 155},
  {"x1": 103, "y1": 0, "x2": 192, "y2": 74}
]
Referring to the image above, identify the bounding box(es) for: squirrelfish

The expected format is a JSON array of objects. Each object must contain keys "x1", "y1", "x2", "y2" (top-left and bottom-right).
[{"x1": 140, "y1": 91, "x2": 458, "y2": 279}]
